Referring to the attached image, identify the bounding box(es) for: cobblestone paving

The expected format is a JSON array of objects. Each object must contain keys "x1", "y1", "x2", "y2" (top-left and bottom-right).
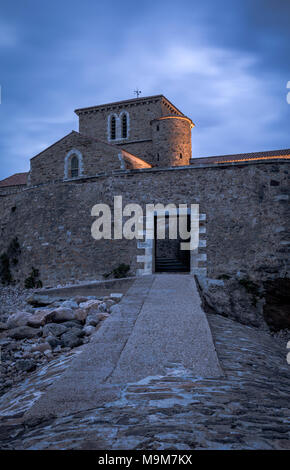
[{"x1": 0, "y1": 313, "x2": 289, "y2": 450}]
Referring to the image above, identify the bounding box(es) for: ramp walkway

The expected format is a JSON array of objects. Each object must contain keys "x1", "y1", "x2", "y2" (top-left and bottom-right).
[{"x1": 25, "y1": 274, "x2": 223, "y2": 420}]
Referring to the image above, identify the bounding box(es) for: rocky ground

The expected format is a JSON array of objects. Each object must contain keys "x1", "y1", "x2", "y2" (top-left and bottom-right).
[
  {"x1": 0, "y1": 286, "x2": 122, "y2": 397},
  {"x1": 0, "y1": 292, "x2": 289, "y2": 450}
]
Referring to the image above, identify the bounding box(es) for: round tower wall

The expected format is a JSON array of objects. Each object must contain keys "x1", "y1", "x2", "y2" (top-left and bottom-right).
[{"x1": 152, "y1": 116, "x2": 192, "y2": 167}]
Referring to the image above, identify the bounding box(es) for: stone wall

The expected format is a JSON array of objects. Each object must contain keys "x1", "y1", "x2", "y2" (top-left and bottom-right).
[
  {"x1": 114, "y1": 140, "x2": 154, "y2": 166},
  {"x1": 77, "y1": 96, "x2": 180, "y2": 142},
  {"x1": 0, "y1": 185, "x2": 26, "y2": 196},
  {"x1": 152, "y1": 116, "x2": 193, "y2": 166},
  {"x1": 29, "y1": 131, "x2": 123, "y2": 186},
  {"x1": 76, "y1": 96, "x2": 184, "y2": 166},
  {"x1": 28, "y1": 96, "x2": 194, "y2": 185},
  {"x1": 0, "y1": 161, "x2": 288, "y2": 289}
]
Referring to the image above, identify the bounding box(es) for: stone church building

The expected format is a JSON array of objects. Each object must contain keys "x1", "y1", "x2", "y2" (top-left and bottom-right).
[
  {"x1": 0, "y1": 94, "x2": 289, "y2": 287},
  {"x1": 28, "y1": 94, "x2": 194, "y2": 186}
]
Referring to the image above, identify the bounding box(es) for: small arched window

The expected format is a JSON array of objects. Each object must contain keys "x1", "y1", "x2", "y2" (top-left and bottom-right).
[
  {"x1": 64, "y1": 149, "x2": 83, "y2": 180},
  {"x1": 157, "y1": 153, "x2": 160, "y2": 161},
  {"x1": 121, "y1": 114, "x2": 127, "y2": 138},
  {"x1": 179, "y1": 153, "x2": 183, "y2": 159},
  {"x1": 71, "y1": 156, "x2": 79, "y2": 178},
  {"x1": 110, "y1": 116, "x2": 116, "y2": 140}
]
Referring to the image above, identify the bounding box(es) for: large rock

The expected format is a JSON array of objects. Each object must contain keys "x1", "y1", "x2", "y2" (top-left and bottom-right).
[
  {"x1": 46, "y1": 335, "x2": 62, "y2": 349},
  {"x1": 8, "y1": 326, "x2": 41, "y2": 340},
  {"x1": 198, "y1": 278, "x2": 265, "y2": 328},
  {"x1": 27, "y1": 294, "x2": 61, "y2": 307},
  {"x1": 27, "y1": 310, "x2": 52, "y2": 328},
  {"x1": 7, "y1": 310, "x2": 52, "y2": 329},
  {"x1": 74, "y1": 296, "x2": 91, "y2": 305},
  {"x1": 74, "y1": 308, "x2": 88, "y2": 323},
  {"x1": 15, "y1": 359, "x2": 37, "y2": 372},
  {"x1": 83, "y1": 325, "x2": 95, "y2": 336},
  {"x1": 61, "y1": 320, "x2": 82, "y2": 328},
  {"x1": 86, "y1": 312, "x2": 108, "y2": 327},
  {"x1": 110, "y1": 293, "x2": 123, "y2": 301},
  {"x1": 61, "y1": 300, "x2": 79, "y2": 309},
  {"x1": 61, "y1": 331, "x2": 83, "y2": 348},
  {"x1": 69, "y1": 326, "x2": 85, "y2": 338},
  {"x1": 7, "y1": 311, "x2": 33, "y2": 329},
  {"x1": 42, "y1": 323, "x2": 68, "y2": 337},
  {"x1": 45, "y1": 307, "x2": 76, "y2": 323},
  {"x1": 98, "y1": 302, "x2": 107, "y2": 312},
  {"x1": 30, "y1": 342, "x2": 51, "y2": 353},
  {"x1": 79, "y1": 300, "x2": 102, "y2": 313}
]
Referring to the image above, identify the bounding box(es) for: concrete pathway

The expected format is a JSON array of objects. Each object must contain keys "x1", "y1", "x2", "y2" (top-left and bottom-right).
[{"x1": 25, "y1": 274, "x2": 222, "y2": 420}]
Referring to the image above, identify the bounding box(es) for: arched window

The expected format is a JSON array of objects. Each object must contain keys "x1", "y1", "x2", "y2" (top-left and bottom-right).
[
  {"x1": 71, "y1": 156, "x2": 79, "y2": 178},
  {"x1": 179, "y1": 153, "x2": 183, "y2": 159},
  {"x1": 64, "y1": 149, "x2": 83, "y2": 180},
  {"x1": 121, "y1": 113, "x2": 127, "y2": 138},
  {"x1": 110, "y1": 116, "x2": 116, "y2": 140}
]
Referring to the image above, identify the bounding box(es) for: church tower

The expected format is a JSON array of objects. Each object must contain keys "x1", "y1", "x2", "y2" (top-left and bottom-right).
[{"x1": 75, "y1": 95, "x2": 194, "y2": 168}]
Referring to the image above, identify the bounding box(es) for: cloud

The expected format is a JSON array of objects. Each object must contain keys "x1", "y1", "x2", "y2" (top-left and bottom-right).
[
  {"x1": 79, "y1": 38, "x2": 286, "y2": 156},
  {"x1": 0, "y1": 0, "x2": 289, "y2": 180}
]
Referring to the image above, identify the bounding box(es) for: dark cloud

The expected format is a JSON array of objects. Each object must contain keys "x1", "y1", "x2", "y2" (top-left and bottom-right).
[{"x1": 0, "y1": 0, "x2": 289, "y2": 178}]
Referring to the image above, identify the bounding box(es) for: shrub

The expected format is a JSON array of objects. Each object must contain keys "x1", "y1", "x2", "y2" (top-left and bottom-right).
[
  {"x1": 112, "y1": 263, "x2": 130, "y2": 279},
  {"x1": 103, "y1": 263, "x2": 130, "y2": 279},
  {"x1": 0, "y1": 253, "x2": 13, "y2": 285},
  {"x1": 7, "y1": 237, "x2": 21, "y2": 260},
  {"x1": 217, "y1": 274, "x2": 231, "y2": 280},
  {"x1": 0, "y1": 238, "x2": 21, "y2": 285},
  {"x1": 25, "y1": 267, "x2": 43, "y2": 289}
]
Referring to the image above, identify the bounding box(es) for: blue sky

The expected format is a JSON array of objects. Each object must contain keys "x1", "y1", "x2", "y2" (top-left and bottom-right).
[{"x1": 0, "y1": 0, "x2": 290, "y2": 179}]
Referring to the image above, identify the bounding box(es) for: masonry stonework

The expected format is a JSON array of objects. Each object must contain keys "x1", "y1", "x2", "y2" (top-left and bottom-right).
[
  {"x1": 152, "y1": 116, "x2": 193, "y2": 166},
  {"x1": 29, "y1": 131, "x2": 151, "y2": 186},
  {"x1": 0, "y1": 161, "x2": 288, "y2": 287},
  {"x1": 75, "y1": 95, "x2": 192, "y2": 166},
  {"x1": 1, "y1": 94, "x2": 289, "y2": 330}
]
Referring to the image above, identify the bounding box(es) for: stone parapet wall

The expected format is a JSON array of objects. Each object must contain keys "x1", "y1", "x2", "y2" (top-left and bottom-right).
[{"x1": 0, "y1": 185, "x2": 26, "y2": 196}]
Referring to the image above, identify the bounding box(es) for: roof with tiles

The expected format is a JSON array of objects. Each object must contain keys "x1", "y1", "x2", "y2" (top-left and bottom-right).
[
  {"x1": 190, "y1": 148, "x2": 290, "y2": 165},
  {"x1": 0, "y1": 172, "x2": 28, "y2": 188}
]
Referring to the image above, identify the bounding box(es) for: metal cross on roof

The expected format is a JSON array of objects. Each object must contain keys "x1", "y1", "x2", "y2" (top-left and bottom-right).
[{"x1": 134, "y1": 88, "x2": 142, "y2": 98}]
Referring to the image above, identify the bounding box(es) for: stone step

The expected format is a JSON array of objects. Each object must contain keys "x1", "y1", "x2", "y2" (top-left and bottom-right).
[{"x1": 155, "y1": 257, "x2": 189, "y2": 272}]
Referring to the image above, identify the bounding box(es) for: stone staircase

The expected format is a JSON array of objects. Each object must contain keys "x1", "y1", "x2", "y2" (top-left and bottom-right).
[{"x1": 155, "y1": 257, "x2": 190, "y2": 272}]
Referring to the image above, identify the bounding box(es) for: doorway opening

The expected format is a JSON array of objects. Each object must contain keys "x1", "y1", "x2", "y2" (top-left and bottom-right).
[{"x1": 154, "y1": 214, "x2": 190, "y2": 273}]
